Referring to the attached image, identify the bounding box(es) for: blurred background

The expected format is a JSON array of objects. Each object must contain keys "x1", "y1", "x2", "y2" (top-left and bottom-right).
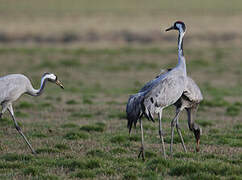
[
  {"x1": 0, "y1": 1, "x2": 241, "y2": 179},
  {"x1": 0, "y1": 0, "x2": 242, "y2": 48}
]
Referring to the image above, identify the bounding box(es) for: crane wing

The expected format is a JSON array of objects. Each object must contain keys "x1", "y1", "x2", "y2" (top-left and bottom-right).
[
  {"x1": 183, "y1": 77, "x2": 203, "y2": 103},
  {"x1": 139, "y1": 69, "x2": 169, "y2": 93},
  {"x1": 143, "y1": 74, "x2": 186, "y2": 121}
]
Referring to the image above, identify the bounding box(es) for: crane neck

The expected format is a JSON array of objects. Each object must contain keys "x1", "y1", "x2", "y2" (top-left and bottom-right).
[
  {"x1": 27, "y1": 75, "x2": 49, "y2": 96},
  {"x1": 177, "y1": 29, "x2": 186, "y2": 74},
  {"x1": 178, "y1": 29, "x2": 185, "y2": 56}
]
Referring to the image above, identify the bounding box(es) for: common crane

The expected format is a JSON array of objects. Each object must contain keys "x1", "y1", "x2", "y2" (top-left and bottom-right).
[
  {"x1": 0, "y1": 73, "x2": 64, "y2": 154},
  {"x1": 126, "y1": 21, "x2": 187, "y2": 160},
  {"x1": 128, "y1": 68, "x2": 203, "y2": 157}
]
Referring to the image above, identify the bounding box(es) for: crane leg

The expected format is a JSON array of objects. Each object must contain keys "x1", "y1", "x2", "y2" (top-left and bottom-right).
[
  {"x1": 176, "y1": 118, "x2": 187, "y2": 153},
  {"x1": 1, "y1": 101, "x2": 10, "y2": 117},
  {"x1": 7, "y1": 104, "x2": 36, "y2": 155},
  {"x1": 170, "y1": 109, "x2": 181, "y2": 155},
  {"x1": 138, "y1": 118, "x2": 145, "y2": 161},
  {"x1": 158, "y1": 111, "x2": 166, "y2": 159}
]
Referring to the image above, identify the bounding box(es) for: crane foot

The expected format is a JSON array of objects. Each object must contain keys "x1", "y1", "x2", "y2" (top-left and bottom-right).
[
  {"x1": 32, "y1": 150, "x2": 37, "y2": 155},
  {"x1": 138, "y1": 147, "x2": 145, "y2": 161}
]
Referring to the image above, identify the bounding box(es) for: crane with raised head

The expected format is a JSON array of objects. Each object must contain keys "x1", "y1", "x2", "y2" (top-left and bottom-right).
[
  {"x1": 126, "y1": 21, "x2": 187, "y2": 160},
  {"x1": 0, "y1": 73, "x2": 64, "y2": 154}
]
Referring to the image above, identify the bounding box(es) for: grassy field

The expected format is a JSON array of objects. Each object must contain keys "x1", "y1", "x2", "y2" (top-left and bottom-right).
[{"x1": 0, "y1": 1, "x2": 241, "y2": 179}]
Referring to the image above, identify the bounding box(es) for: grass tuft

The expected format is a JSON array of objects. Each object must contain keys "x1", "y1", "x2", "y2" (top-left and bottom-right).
[
  {"x1": 85, "y1": 158, "x2": 101, "y2": 169},
  {"x1": 146, "y1": 157, "x2": 171, "y2": 172},
  {"x1": 71, "y1": 112, "x2": 93, "y2": 119},
  {"x1": 129, "y1": 135, "x2": 141, "y2": 142},
  {"x1": 186, "y1": 173, "x2": 220, "y2": 180},
  {"x1": 0, "y1": 118, "x2": 12, "y2": 125},
  {"x1": 169, "y1": 161, "x2": 199, "y2": 176},
  {"x1": 110, "y1": 135, "x2": 127, "y2": 143},
  {"x1": 55, "y1": 144, "x2": 69, "y2": 150},
  {"x1": 36, "y1": 148, "x2": 60, "y2": 154},
  {"x1": 37, "y1": 174, "x2": 59, "y2": 180},
  {"x1": 173, "y1": 152, "x2": 195, "y2": 158},
  {"x1": 56, "y1": 159, "x2": 85, "y2": 170},
  {"x1": 0, "y1": 162, "x2": 22, "y2": 169},
  {"x1": 226, "y1": 105, "x2": 240, "y2": 116},
  {"x1": 66, "y1": 99, "x2": 79, "y2": 105},
  {"x1": 197, "y1": 120, "x2": 213, "y2": 127},
  {"x1": 123, "y1": 171, "x2": 138, "y2": 180},
  {"x1": 86, "y1": 149, "x2": 106, "y2": 158},
  {"x1": 110, "y1": 147, "x2": 127, "y2": 154},
  {"x1": 142, "y1": 171, "x2": 159, "y2": 179},
  {"x1": 82, "y1": 96, "x2": 93, "y2": 104},
  {"x1": 30, "y1": 132, "x2": 48, "y2": 138},
  {"x1": 80, "y1": 123, "x2": 105, "y2": 132},
  {"x1": 15, "y1": 111, "x2": 28, "y2": 118},
  {"x1": 17, "y1": 101, "x2": 34, "y2": 109},
  {"x1": 201, "y1": 98, "x2": 229, "y2": 108},
  {"x1": 61, "y1": 123, "x2": 79, "y2": 128},
  {"x1": 0, "y1": 153, "x2": 33, "y2": 161},
  {"x1": 64, "y1": 132, "x2": 88, "y2": 140},
  {"x1": 59, "y1": 58, "x2": 80, "y2": 67},
  {"x1": 23, "y1": 166, "x2": 45, "y2": 176},
  {"x1": 108, "y1": 111, "x2": 126, "y2": 119},
  {"x1": 145, "y1": 151, "x2": 157, "y2": 158},
  {"x1": 74, "y1": 170, "x2": 95, "y2": 179}
]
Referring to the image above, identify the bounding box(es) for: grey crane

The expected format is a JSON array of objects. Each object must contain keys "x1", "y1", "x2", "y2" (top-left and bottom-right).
[
  {"x1": 128, "y1": 68, "x2": 203, "y2": 157},
  {"x1": 126, "y1": 21, "x2": 187, "y2": 160},
  {"x1": 170, "y1": 72, "x2": 203, "y2": 154},
  {"x1": 0, "y1": 73, "x2": 64, "y2": 154}
]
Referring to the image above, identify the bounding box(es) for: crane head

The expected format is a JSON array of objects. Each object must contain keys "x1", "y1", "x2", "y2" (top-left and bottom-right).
[
  {"x1": 43, "y1": 73, "x2": 64, "y2": 89},
  {"x1": 194, "y1": 125, "x2": 202, "y2": 152},
  {"x1": 165, "y1": 21, "x2": 186, "y2": 32}
]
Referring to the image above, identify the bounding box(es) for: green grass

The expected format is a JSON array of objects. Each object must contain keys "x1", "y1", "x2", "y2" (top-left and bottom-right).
[
  {"x1": 36, "y1": 148, "x2": 60, "y2": 154},
  {"x1": 23, "y1": 166, "x2": 45, "y2": 176},
  {"x1": 66, "y1": 99, "x2": 79, "y2": 105},
  {"x1": 80, "y1": 123, "x2": 106, "y2": 132},
  {"x1": 74, "y1": 170, "x2": 96, "y2": 179},
  {"x1": 55, "y1": 144, "x2": 69, "y2": 150},
  {"x1": 0, "y1": 16, "x2": 241, "y2": 179},
  {"x1": 197, "y1": 120, "x2": 213, "y2": 127},
  {"x1": 61, "y1": 123, "x2": 79, "y2": 128},
  {"x1": 71, "y1": 112, "x2": 93, "y2": 119},
  {"x1": 17, "y1": 101, "x2": 34, "y2": 109},
  {"x1": 63, "y1": 132, "x2": 89, "y2": 140},
  {"x1": 0, "y1": 118, "x2": 12, "y2": 126},
  {"x1": 0, "y1": 154, "x2": 33, "y2": 162},
  {"x1": 226, "y1": 104, "x2": 240, "y2": 116}
]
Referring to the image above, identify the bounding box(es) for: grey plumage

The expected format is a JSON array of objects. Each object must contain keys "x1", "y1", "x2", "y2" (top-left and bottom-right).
[
  {"x1": 126, "y1": 69, "x2": 203, "y2": 153},
  {"x1": 126, "y1": 21, "x2": 188, "y2": 160},
  {"x1": 0, "y1": 73, "x2": 64, "y2": 154},
  {"x1": 172, "y1": 75, "x2": 203, "y2": 153}
]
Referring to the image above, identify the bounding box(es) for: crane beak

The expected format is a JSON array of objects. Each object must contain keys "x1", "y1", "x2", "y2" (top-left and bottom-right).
[
  {"x1": 194, "y1": 128, "x2": 201, "y2": 152},
  {"x1": 56, "y1": 80, "x2": 64, "y2": 89},
  {"x1": 165, "y1": 26, "x2": 175, "y2": 32}
]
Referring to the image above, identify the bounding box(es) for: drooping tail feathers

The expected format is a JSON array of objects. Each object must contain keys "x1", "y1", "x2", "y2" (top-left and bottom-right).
[
  {"x1": 126, "y1": 94, "x2": 144, "y2": 134},
  {"x1": 126, "y1": 93, "x2": 156, "y2": 134}
]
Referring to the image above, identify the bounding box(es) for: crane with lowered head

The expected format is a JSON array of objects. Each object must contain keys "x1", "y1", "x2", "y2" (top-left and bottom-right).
[{"x1": 0, "y1": 73, "x2": 64, "y2": 154}]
